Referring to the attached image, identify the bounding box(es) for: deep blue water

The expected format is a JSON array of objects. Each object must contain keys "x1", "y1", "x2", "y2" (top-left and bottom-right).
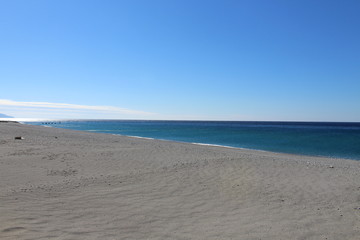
[{"x1": 28, "y1": 120, "x2": 360, "y2": 160}]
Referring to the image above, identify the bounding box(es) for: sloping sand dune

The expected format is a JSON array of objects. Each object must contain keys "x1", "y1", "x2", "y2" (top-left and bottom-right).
[{"x1": 1, "y1": 122, "x2": 359, "y2": 239}]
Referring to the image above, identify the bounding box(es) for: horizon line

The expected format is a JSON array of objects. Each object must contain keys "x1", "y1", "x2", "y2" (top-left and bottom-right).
[{"x1": 1, "y1": 118, "x2": 359, "y2": 124}]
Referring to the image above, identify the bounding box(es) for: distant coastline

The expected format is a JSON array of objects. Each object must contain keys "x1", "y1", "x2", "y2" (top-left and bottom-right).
[{"x1": 0, "y1": 120, "x2": 19, "y2": 123}]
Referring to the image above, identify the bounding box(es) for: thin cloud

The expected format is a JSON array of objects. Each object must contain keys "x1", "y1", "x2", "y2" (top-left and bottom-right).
[{"x1": 0, "y1": 99, "x2": 154, "y2": 118}]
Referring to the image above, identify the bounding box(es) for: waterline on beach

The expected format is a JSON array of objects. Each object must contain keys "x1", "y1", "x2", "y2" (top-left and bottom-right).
[{"x1": 27, "y1": 120, "x2": 360, "y2": 160}]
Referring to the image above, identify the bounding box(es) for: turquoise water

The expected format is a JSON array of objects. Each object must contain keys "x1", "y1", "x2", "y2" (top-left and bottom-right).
[{"x1": 28, "y1": 120, "x2": 360, "y2": 160}]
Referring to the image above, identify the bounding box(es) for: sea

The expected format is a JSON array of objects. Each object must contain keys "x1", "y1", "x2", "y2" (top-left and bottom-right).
[{"x1": 28, "y1": 120, "x2": 360, "y2": 160}]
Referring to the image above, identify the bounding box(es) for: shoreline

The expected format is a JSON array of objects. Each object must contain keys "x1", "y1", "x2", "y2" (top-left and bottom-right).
[
  {"x1": 1, "y1": 122, "x2": 360, "y2": 239},
  {"x1": 26, "y1": 122, "x2": 360, "y2": 162},
  {"x1": 125, "y1": 134, "x2": 359, "y2": 162}
]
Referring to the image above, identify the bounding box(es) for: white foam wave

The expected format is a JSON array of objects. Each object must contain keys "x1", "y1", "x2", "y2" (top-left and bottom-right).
[
  {"x1": 191, "y1": 143, "x2": 239, "y2": 149},
  {"x1": 128, "y1": 136, "x2": 156, "y2": 140}
]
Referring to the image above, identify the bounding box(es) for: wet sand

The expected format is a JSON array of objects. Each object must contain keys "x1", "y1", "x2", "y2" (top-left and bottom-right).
[{"x1": 1, "y1": 122, "x2": 359, "y2": 239}]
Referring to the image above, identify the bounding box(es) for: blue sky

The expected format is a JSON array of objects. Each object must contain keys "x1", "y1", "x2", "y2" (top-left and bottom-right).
[{"x1": 0, "y1": 0, "x2": 359, "y2": 121}]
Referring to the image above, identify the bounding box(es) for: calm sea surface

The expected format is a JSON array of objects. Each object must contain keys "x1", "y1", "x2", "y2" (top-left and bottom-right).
[{"x1": 28, "y1": 120, "x2": 360, "y2": 160}]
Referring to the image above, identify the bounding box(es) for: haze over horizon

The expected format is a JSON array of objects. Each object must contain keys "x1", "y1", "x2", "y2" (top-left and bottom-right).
[{"x1": 1, "y1": 0, "x2": 359, "y2": 122}]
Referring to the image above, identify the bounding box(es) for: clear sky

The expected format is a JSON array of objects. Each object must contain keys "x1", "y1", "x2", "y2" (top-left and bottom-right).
[{"x1": 0, "y1": 0, "x2": 359, "y2": 121}]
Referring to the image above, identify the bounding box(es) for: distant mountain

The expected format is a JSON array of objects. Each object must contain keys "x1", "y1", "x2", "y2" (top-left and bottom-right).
[{"x1": 0, "y1": 113, "x2": 14, "y2": 118}]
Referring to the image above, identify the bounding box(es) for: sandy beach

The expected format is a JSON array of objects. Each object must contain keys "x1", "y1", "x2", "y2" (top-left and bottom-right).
[{"x1": 0, "y1": 122, "x2": 359, "y2": 240}]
